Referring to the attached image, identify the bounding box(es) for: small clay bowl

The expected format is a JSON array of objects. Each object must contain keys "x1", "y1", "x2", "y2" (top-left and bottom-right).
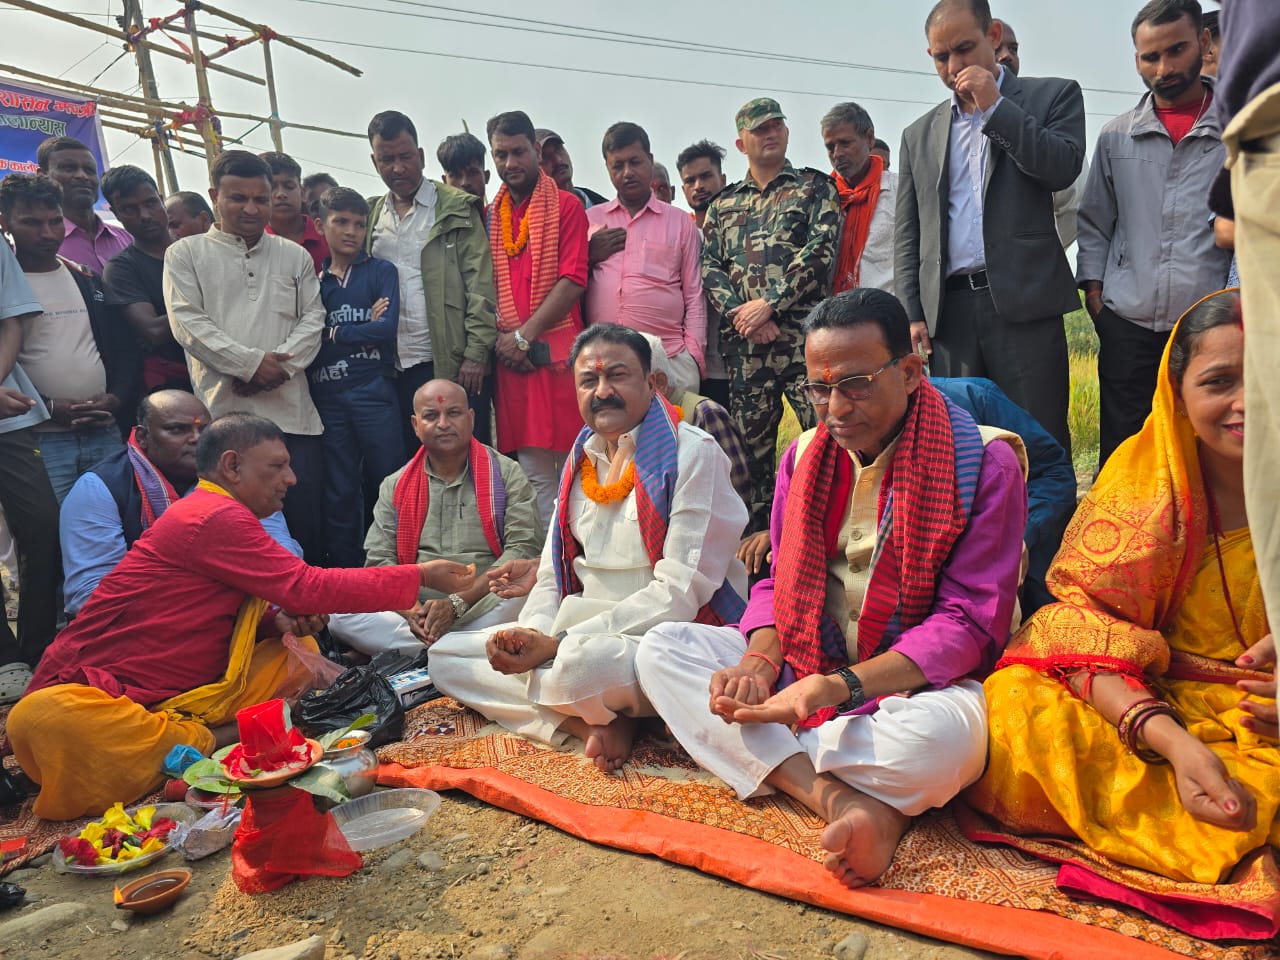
[{"x1": 114, "y1": 869, "x2": 192, "y2": 915}]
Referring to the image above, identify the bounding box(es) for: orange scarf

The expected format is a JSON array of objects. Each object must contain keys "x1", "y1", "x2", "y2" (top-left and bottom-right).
[
  {"x1": 489, "y1": 171, "x2": 572, "y2": 336},
  {"x1": 833, "y1": 154, "x2": 884, "y2": 293}
]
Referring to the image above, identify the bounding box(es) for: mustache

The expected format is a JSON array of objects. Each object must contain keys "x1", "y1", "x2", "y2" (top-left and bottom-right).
[{"x1": 590, "y1": 395, "x2": 626, "y2": 413}]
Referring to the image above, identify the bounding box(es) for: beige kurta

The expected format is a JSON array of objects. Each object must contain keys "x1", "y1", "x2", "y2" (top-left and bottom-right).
[{"x1": 163, "y1": 228, "x2": 325, "y2": 435}]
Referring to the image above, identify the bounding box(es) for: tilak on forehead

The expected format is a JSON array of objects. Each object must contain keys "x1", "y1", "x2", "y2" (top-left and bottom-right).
[
  {"x1": 595, "y1": 358, "x2": 606, "y2": 372},
  {"x1": 823, "y1": 364, "x2": 835, "y2": 383}
]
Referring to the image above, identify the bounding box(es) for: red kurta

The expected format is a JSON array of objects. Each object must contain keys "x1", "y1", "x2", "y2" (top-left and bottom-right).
[
  {"x1": 30, "y1": 488, "x2": 421, "y2": 706},
  {"x1": 493, "y1": 189, "x2": 589, "y2": 453}
]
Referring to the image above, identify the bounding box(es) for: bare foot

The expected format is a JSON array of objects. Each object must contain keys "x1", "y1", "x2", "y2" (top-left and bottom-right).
[
  {"x1": 566, "y1": 715, "x2": 636, "y2": 774},
  {"x1": 820, "y1": 793, "x2": 910, "y2": 888}
]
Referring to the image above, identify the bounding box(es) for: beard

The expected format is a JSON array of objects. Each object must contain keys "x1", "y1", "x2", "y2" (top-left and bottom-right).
[{"x1": 1145, "y1": 61, "x2": 1202, "y2": 101}]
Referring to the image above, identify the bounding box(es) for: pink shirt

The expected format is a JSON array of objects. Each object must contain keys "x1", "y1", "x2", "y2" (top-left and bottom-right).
[
  {"x1": 585, "y1": 194, "x2": 706, "y2": 370},
  {"x1": 59, "y1": 215, "x2": 132, "y2": 275}
]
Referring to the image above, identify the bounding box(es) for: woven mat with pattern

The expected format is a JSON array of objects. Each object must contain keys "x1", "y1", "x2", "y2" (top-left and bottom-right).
[{"x1": 377, "y1": 698, "x2": 1280, "y2": 960}]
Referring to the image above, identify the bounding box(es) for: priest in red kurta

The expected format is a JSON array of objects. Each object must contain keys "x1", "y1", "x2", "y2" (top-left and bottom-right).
[
  {"x1": 487, "y1": 110, "x2": 589, "y2": 524},
  {"x1": 9, "y1": 413, "x2": 470, "y2": 819}
]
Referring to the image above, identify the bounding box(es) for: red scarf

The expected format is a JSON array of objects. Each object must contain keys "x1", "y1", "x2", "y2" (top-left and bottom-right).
[
  {"x1": 489, "y1": 170, "x2": 572, "y2": 336},
  {"x1": 392, "y1": 439, "x2": 504, "y2": 565},
  {"x1": 832, "y1": 154, "x2": 885, "y2": 293},
  {"x1": 773, "y1": 381, "x2": 971, "y2": 679}
]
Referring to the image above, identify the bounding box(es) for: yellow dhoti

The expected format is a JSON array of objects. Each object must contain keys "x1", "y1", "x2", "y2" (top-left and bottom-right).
[{"x1": 9, "y1": 599, "x2": 320, "y2": 820}]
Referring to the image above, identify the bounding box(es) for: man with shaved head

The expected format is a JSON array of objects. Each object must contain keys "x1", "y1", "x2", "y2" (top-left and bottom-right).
[
  {"x1": 347, "y1": 379, "x2": 543, "y2": 655},
  {"x1": 60, "y1": 390, "x2": 210, "y2": 615}
]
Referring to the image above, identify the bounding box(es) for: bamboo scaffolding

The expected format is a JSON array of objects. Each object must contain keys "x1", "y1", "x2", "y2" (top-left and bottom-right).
[
  {"x1": 0, "y1": 62, "x2": 181, "y2": 117},
  {"x1": 0, "y1": 0, "x2": 266, "y2": 86},
  {"x1": 192, "y1": 2, "x2": 362, "y2": 77},
  {"x1": 121, "y1": 0, "x2": 176, "y2": 192}
]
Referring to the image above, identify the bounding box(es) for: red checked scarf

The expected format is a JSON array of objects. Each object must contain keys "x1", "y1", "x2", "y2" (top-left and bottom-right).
[
  {"x1": 832, "y1": 154, "x2": 884, "y2": 293},
  {"x1": 392, "y1": 439, "x2": 505, "y2": 564},
  {"x1": 489, "y1": 170, "x2": 574, "y2": 336},
  {"x1": 773, "y1": 380, "x2": 973, "y2": 679}
]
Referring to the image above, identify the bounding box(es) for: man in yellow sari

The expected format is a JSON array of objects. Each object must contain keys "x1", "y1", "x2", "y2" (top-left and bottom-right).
[
  {"x1": 967, "y1": 289, "x2": 1280, "y2": 938},
  {"x1": 8, "y1": 413, "x2": 468, "y2": 820}
]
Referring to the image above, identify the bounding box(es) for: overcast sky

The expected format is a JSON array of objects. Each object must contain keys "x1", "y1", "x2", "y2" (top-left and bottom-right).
[{"x1": 0, "y1": 0, "x2": 1222, "y2": 206}]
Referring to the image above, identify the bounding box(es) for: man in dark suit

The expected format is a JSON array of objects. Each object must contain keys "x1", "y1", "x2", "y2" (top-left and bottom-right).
[{"x1": 895, "y1": 0, "x2": 1085, "y2": 455}]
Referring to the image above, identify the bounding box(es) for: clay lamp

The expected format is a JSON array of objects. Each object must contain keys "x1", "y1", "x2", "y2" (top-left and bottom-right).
[{"x1": 113, "y1": 869, "x2": 192, "y2": 915}]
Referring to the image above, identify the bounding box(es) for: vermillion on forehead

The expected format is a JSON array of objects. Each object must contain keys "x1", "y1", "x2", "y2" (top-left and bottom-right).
[{"x1": 413, "y1": 379, "x2": 467, "y2": 416}]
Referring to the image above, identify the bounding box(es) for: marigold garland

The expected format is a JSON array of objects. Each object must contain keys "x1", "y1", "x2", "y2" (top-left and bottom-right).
[
  {"x1": 499, "y1": 191, "x2": 530, "y2": 256},
  {"x1": 579, "y1": 455, "x2": 636, "y2": 504}
]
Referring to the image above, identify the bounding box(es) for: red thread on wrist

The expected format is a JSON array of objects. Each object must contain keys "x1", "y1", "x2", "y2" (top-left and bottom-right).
[{"x1": 744, "y1": 651, "x2": 781, "y2": 680}]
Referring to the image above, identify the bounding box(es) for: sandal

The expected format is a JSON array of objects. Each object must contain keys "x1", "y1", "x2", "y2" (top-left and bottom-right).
[{"x1": 0, "y1": 662, "x2": 31, "y2": 706}]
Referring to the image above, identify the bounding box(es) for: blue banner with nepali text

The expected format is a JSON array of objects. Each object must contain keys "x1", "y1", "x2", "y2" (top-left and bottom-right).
[{"x1": 0, "y1": 76, "x2": 111, "y2": 209}]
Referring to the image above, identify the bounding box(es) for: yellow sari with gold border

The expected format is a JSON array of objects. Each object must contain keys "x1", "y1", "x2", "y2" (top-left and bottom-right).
[{"x1": 963, "y1": 296, "x2": 1280, "y2": 938}]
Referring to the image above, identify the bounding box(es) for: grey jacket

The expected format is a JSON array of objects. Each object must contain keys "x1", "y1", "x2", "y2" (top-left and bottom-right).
[
  {"x1": 1076, "y1": 85, "x2": 1231, "y2": 331},
  {"x1": 896, "y1": 70, "x2": 1085, "y2": 333}
]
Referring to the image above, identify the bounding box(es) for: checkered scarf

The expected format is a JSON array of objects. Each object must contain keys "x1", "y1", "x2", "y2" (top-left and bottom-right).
[
  {"x1": 774, "y1": 380, "x2": 983, "y2": 696},
  {"x1": 488, "y1": 170, "x2": 575, "y2": 337},
  {"x1": 127, "y1": 427, "x2": 179, "y2": 531},
  {"x1": 393, "y1": 439, "x2": 506, "y2": 565},
  {"x1": 551, "y1": 393, "x2": 745, "y2": 625}
]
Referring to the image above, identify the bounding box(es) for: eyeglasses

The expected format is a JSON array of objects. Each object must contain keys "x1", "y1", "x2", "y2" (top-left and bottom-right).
[{"x1": 801, "y1": 356, "x2": 903, "y2": 405}]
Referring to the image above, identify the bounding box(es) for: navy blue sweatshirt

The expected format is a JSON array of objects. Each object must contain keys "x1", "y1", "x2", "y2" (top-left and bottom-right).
[{"x1": 309, "y1": 250, "x2": 400, "y2": 391}]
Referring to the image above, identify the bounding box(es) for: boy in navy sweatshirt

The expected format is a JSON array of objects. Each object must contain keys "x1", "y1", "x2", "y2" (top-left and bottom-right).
[{"x1": 309, "y1": 187, "x2": 404, "y2": 565}]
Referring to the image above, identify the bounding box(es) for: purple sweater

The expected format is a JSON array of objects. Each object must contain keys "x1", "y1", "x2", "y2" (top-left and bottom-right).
[{"x1": 739, "y1": 435, "x2": 1027, "y2": 690}]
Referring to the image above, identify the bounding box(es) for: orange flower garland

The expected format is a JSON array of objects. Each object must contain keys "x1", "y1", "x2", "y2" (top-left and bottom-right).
[
  {"x1": 580, "y1": 455, "x2": 636, "y2": 504},
  {"x1": 499, "y1": 191, "x2": 530, "y2": 257}
]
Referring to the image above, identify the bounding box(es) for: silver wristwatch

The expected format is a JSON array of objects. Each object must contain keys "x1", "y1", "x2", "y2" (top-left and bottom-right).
[
  {"x1": 447, "y1": 593, "x2": 468, "y2": 618},
  {"x1": 513, "y1": 329, "x2": 531, "y2": 352}
]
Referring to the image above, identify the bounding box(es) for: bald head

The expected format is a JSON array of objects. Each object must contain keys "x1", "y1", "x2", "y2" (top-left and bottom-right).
[
  {"x1": 135, "y1": 390, "x2": 212, "y2": 485},
  {"x1": 993, "y1": 18, "x2": 1019, "y2": 74},
  {"x1": 413, "y1": 379, "x2": 468, "y2": 416},
  {"x1": 411, "y1": 379, "x2": 475, "y2": 460}
]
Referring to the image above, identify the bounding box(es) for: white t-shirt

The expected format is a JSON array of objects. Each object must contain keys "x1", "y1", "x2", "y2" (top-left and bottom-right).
[{"x1": 20, "y1": 265, "x2": 105, "y2": 430}]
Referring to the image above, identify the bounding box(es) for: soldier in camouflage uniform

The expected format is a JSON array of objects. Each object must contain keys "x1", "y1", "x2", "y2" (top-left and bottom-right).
[{"x1": 701, "y1": 97, "x2": 841, "y2": 532}]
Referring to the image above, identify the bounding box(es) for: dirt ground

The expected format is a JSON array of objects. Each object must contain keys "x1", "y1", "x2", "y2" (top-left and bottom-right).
[{"x1": 0, "y1": 791, "x2": 1000, "y2": 960}]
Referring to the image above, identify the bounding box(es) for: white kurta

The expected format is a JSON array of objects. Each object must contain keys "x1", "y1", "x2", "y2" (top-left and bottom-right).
[{"x1": 429, "y1": 421, "x2": 749, "y2": 744}]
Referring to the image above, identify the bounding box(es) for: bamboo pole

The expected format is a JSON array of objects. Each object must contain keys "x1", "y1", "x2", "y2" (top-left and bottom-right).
[
  {"x1": 121, "y1": 0, "x2": 178, "y2": 193},
  {"x1": 99, "y1": 117, "x2": 207, "y2": 151},
  {"x1": 0, "y1": 0, "x2": 267, "y2": 86},
  {"x1": 181, "y1": 5, "x2": 220, "y2": 171},
  {"x1": 261, "y1": 38, "x2": 283, "y2": 152},
  {"x1": 191, "y1": 2, "x2": 362, "y2": 77},
  {"x1": 0, "y1": 62, "x2": 181, "y2": 116}
]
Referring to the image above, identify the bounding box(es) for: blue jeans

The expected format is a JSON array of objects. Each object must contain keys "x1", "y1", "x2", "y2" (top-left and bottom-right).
[
  {"x1": 314, "y1": 377, "x2": 407, "y2": 567},
  {"x1": 34, "y1": 426, "x2": 124, "y2": 503}
]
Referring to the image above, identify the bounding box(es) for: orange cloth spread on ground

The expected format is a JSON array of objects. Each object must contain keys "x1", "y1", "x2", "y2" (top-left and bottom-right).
[{"x1": 967, "y1": 304, "x2": 1280, "y2": 892}]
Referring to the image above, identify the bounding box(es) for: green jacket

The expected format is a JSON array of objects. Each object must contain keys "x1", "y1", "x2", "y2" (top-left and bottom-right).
[{"x1": 364, "y1": 181, "x2": 497, "y2": 382}]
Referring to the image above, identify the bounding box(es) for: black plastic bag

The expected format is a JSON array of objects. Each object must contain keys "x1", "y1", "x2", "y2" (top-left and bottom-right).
[{"x1": 295, "y1": 665, "x2": 405, "y2": 747}]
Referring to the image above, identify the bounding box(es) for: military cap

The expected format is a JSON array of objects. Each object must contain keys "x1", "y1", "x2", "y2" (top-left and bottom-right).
[{"x1": 735, "y1": 98, "x2": 786, "y2": 132}]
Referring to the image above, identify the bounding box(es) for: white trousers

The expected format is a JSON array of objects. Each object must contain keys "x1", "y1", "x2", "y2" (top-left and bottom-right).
[
  {"x1": 666, "y1": 348, "x2": 702, "y2": 398},
  {"x1": 516, "y1": 447, "x2": 568, "y2": 529},
  {"x1": 428, "y1": 624, "x2": 653, "y2": 745},
  {"x1": 327, "y1": 596, "x2": 526, "y2": 658},
  {"x1": 636, "y1": 622, "x2": 989, "y2": 817}
]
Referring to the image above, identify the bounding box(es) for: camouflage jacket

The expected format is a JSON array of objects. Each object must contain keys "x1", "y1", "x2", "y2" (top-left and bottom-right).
[{"x1": 700, "y1": 162, "x2": 840, "y2": 346}]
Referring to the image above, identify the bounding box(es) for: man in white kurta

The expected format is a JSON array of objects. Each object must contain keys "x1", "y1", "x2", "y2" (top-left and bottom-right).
[{"x1": 428, "y1": 324, "x2": 748, "y2": 771}]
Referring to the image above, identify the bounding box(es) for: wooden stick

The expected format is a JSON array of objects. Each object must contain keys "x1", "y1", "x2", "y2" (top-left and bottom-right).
[
  {"x1": 121, "y1": 0, "x2": 178, "y2": 192},
  {"x1": 0, "y1": 0, "x2": 266, "y2": 86},
  {"x1": 0, "y1": 62, "x2": 181, "y2": 115},
  {"x1": 190, "y1": 1, "x2": 363, "y2": 77},
  {"x1": 261, "y1": 38, "x2": 283, "y2": 152},
  {"x1": 182, "y1": 6, "x2": 221, "y2": 170}
]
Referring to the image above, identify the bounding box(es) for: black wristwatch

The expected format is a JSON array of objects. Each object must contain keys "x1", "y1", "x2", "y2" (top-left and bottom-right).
[{"x1": 833, "y1": 666, "x2": 866, "y2": 714}]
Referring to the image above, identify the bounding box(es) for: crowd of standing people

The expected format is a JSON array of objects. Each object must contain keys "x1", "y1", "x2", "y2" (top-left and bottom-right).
[{"x1": 0, "y1": 0, "x2": 1277, "y2": 936}]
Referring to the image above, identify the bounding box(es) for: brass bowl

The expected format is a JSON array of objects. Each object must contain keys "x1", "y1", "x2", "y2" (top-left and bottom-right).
[{"x1": 113, "y1": 869, "x2": 192, "y2": 914}]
